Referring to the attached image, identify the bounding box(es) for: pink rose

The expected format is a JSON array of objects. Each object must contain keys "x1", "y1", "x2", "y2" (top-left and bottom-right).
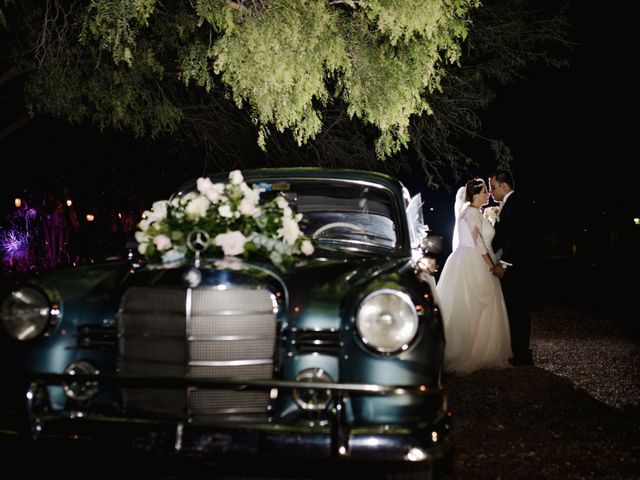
[
  {"x1": 153, "y1": 234, "x2": 172, "y2": 251},
  {"x1": 301, "y1": 240, "x2": 314, "y2": 256}
]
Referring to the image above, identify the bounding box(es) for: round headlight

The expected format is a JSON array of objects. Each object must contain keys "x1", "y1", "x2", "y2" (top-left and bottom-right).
[
  {"x1": 356, "y1": 289, "x2": 419, "y2": 353},
  {"x1": 1, "y1": 287, "x2": 55, "y2": 341}
]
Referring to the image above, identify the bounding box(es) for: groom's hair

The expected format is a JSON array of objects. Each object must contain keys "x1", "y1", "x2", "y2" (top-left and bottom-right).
[{"x1": 490, "y1": 169, "x2": 514, "y2": 189}]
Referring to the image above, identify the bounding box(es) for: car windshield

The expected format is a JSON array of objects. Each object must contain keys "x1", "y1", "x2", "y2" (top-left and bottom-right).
[{"x1": 250, "y1": 179, "x2": 401, "y2": 249}]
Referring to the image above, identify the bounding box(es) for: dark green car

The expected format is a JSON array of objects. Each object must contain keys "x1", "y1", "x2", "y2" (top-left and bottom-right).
[{"x1": 0, "y1": 168, "x2": 448, "y2": 478}]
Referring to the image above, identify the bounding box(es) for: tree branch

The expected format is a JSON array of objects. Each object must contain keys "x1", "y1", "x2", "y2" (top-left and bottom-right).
[
  {"x1": 0, "y1": 63, "x2": 36, "y2": 88},
  {"x1": 0, "y1": 114, "x2": 30, "y2": 141}
]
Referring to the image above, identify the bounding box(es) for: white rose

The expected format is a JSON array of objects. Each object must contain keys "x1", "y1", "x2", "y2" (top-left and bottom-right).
[
  {"x1": 240, "y1": 183, "x2": 260, "y2": 203},
  {"x1": 218, "y1": 204, "x2": 233, "y2": 218},
  {"x1": 185, "y1": 195, "x2": 210, "y2": 219},
  {"x1": 197, "y1": 177, "x2": 224, "y2": 203},
  {"x1": 137, "y1": 242, "x2": 148, "y2": 255},
  {"x1": 215, "y1": 230, "x2": 248, "y2": 256},
  {"x1": 141, "y1": 209, "x2": 159, "y2": 225},
  {"x1": 137, "y1": 218, "x2": 152, "y2": 232},
  {"x1": 196, "y1": 177, "x2": 213, "y2": 193},
  {"x1": 483, "y1": 206, "x2": 501, "y2": 226},
  {"x1": 229, "y1": 170, "x2": 244, "y2": 185},
  {"x1": 135, "y1": 230, "x2": 149, "y2": 244},
  {"x1": 140, "y1": 200, "x2": 168, "y2": 226},
  {"x1": 276, "y1": 196, "x2": 288, "y2": 209},
  {"x1": 239, "y1": 198, "x2": 258, "y2": 215},
  {"x1": 278, "y1": 216, "x2": 301, "y2": 245},
  {"x1": 151, "y1": 200, "x2": 168, "y2": 220}
]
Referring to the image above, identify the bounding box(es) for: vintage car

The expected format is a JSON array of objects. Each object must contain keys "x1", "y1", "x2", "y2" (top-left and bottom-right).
[{"x1": 0, "y1": 168, "x2": 448, "y2": 478}]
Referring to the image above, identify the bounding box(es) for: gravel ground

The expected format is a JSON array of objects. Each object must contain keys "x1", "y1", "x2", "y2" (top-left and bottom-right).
[{"x1": 443, "y1": 294, "x2": 640, "y2": 480}]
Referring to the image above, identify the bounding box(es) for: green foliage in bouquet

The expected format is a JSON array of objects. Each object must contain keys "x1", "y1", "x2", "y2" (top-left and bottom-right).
[{"x1": 136, "y1": 170, "x2": 314, "y2": 267}]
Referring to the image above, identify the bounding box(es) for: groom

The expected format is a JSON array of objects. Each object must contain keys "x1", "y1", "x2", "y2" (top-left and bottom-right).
[{"x1": 489, "y1": 170, "x2": 534, "y2": 366}]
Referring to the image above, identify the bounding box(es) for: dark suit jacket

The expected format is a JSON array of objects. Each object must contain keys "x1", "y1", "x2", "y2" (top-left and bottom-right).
[{"x1": 492, "y1": 192, "x2": 533, "y2": 271}]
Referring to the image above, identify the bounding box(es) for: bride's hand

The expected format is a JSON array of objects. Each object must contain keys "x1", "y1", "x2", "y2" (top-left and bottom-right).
[{"x1": 492, "y1": 264, "x2": 506, "y2": 278}]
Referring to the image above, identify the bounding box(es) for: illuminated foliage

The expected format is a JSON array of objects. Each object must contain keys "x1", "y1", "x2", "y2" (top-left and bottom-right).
[
  {"x1": 2, "y1": 0, "x2": 479, "y2": 159},
  {"x1": 1, "y1": 0, "x2": 569, "y2": 181}
]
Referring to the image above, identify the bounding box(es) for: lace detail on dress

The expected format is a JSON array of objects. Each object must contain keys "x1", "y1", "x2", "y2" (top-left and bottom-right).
[{"x1": 459, "y1": 208, "x2": 488, "y2": 254}]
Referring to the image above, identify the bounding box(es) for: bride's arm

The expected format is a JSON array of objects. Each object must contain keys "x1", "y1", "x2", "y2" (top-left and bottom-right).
[
  {"x1": 482, "y1": 252, "x2": 497, "y2": 272},
  {"x1": 467, "y1": 210, "x2": 496, "y2": 272}
]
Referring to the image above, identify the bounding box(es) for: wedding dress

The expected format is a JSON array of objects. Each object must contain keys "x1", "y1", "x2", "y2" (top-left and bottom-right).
[{"x1": 436, "y1": 190, "x2": 511, "y2": 375}]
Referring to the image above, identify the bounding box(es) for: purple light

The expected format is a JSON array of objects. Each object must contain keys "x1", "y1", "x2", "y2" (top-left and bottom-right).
[
  {"x1": 24, "y1": 207, "x2": 37, "y2": 220},
  {"x1": 0, "y1": 229, "x2": 30, "y2": 262}
]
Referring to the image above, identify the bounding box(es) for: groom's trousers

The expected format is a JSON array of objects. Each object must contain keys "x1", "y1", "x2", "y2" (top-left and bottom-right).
[{"x1": 500, "y1": 267, "x2": 533, "y2": 363}]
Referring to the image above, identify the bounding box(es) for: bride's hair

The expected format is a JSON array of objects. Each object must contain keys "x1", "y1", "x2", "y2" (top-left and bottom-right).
[
  {"x1": 465, "y1": 178, "x2": 486, "y2": 202},
  {"x1": 452, "y1": 177, "x2": 485, "y2": 251}
]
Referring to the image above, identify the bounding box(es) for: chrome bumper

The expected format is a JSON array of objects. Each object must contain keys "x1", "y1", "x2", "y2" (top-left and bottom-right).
[{"x1": 6, "y1": 374, "x2": 451, "y2": 463}]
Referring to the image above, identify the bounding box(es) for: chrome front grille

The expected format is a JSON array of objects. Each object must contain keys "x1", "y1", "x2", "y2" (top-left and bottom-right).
[{"x1": 118, "y1": 285, "x2": 277, "y2": 421}]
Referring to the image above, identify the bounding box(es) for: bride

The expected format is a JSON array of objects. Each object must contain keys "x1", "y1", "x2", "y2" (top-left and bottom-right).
[{"x1": 436, "y1": 178, "x2": 511, "y2": 375}]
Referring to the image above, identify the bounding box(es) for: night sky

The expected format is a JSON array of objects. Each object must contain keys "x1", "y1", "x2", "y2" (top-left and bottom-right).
[
  {"x1": 1, "y1": 3, "x2": 637, "y2": 273},
  {"x1": 424, "y1": 2, "x2": 638, "y2": 261}
]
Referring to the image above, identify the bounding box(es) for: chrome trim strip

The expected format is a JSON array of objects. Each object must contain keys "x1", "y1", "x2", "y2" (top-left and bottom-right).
[
  {"x1": 188, "y1": 407, "x2": 267, "y2": 415},
  {"x1": 187, "y1": 335, "x2": 266, "y2": 341},
  {"x1": 189, "y1": 359, "x2": 273, "y2": 367},
  {"x1": 175, "y1": 422, "x2": 184, "y2": 452},
  {"x1": 119, "y1": 332, "x2": 273, "y2": 342},
  {"x1": 117, "y1": 357, "x2": 185, "y2": 366},
  {"x1": 191, "y1": 309, "x2": 276, "y2": 316},
  {"x1": 26, "y1": 373, "x2": 445, "y2": 396},
  {"x1": 119, "y1": 333, "x2": 185, "y2": 340},
  {"x1": 185, "y1": 288, "x2": 192, "y2": 415}
]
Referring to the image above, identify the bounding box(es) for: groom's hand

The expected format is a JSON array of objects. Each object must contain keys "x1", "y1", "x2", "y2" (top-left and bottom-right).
[{"x1": 493, "y1": 264, "x2": 506, "y2": 278}]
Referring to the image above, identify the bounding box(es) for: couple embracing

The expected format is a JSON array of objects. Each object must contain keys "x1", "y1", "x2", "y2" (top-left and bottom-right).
[{"x1": 436, "y1": 169, "x2": 534, "y2": 375}]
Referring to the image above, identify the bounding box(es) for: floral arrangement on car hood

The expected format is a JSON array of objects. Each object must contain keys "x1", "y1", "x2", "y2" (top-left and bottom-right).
[{"x1": 136, "y1": 170, "x2": 314, "y2": 267}]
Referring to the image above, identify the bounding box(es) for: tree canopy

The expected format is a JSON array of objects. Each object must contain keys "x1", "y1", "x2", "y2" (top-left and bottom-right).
[{"x1": 0, "y1": 0, "x2": 570, "y2": 184}]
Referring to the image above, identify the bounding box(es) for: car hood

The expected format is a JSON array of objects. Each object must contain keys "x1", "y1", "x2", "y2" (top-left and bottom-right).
[
  {"x1": 17, "y1": 261, "x2": 130, "y2": 299},
  {"x1": 281, "y1": 252, "x2": 413, "y2": 331},
  {"x1": 122, "y1": 248, "x2": 412, "y2": 330},
  {"x1": 18, "y1": 251, "x2": 414, "y2": 332},
  {"x1": 11, "y1": 261, "x2": 133, "y2": 329}
]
